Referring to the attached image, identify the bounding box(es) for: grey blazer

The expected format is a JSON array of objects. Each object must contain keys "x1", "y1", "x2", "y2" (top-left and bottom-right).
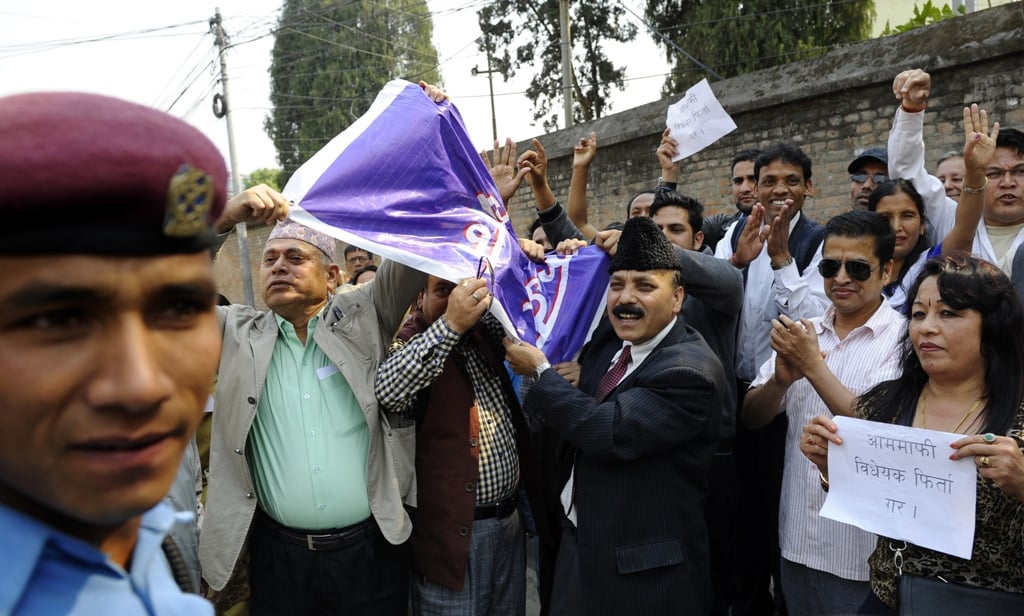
[{"x1": 199, "y1": 258, "x2": 424, "y2": 590}]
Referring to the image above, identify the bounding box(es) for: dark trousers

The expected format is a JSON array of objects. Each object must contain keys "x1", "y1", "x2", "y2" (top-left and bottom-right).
[
  {"x1": 858, "y1": 591, "x2": 896, "y2": 615},
  {"x1": 249, "y1": 511, "x2": 410, "y2": 616},
  {"x1": 705, "y1": 450, "x2": 738, "y2": 616},
  {"x1": 733, "y1": 382, "x2": 788, "y2": 616},
  {"x1": 549, "y1": 525, "x2": 582, "y2": 616}
]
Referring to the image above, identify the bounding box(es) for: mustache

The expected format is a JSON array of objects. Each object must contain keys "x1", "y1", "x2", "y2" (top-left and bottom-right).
[{"x1": 612, "y1": 305, "x2": 645, "y2": 319}]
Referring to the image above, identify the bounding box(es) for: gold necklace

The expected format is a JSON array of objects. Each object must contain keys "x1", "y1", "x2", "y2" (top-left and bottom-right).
[{"x1": 917, "y1": 389, "x2": 984, "y2": 434}]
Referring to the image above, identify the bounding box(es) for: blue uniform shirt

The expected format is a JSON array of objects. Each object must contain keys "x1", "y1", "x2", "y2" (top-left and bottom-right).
[{"x1": 0, "y1": 501, "x2": 213, "y2": 616}]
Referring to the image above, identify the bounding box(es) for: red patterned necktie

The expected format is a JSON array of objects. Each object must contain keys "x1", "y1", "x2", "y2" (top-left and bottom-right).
[{"x1": 595, "y1": 345, "x2": 632, "y2": 400}]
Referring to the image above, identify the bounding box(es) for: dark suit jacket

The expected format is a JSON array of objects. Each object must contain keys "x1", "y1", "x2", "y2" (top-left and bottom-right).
[{"x1": 525, "y1": 316, "x2": 726, "y2": 616}]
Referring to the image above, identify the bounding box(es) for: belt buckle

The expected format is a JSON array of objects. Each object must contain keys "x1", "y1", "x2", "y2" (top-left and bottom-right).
[{"x1": 306, "y1": 533, "x2": 332, "y2": 551}]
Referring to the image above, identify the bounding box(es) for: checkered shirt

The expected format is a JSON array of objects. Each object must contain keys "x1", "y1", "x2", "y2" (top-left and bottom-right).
[{"x1": 375, "y1": 313, "x2": 519, "y2": 505}]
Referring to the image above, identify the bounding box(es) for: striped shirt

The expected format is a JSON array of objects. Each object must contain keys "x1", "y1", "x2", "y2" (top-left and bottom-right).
[{"x1": 751, "y1": 300, "x2": 905, "y2": 580}]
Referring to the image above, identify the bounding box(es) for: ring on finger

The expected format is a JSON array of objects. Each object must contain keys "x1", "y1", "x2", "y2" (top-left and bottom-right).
[
  {"x1": 979, "y1": 455, "x2": 992, "y2": 468},
  {"x1": 471, "y1": 292, "x2": 482, "y2": 302},
  {"x1": 807, "y1": 437, "x2": 814, "y2": 446},
  {"x1": 983, "y1": 432, "x2": 997, "y2": 443}
]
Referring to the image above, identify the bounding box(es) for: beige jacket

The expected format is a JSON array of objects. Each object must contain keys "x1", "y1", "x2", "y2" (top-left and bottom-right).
[{"x1": 199, "y1": 258, "x2": 423, "y2": 590}]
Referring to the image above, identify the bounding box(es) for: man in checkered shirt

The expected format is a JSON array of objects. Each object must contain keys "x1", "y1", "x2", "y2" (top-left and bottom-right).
[{"x1": 375, "y1": 274, "x2": 548, "y2": 616}]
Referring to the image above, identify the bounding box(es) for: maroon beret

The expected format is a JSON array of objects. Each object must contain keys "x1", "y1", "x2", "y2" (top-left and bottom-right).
[{"x1": 0, "y1": 92, "x2": 228, "y2": 255}]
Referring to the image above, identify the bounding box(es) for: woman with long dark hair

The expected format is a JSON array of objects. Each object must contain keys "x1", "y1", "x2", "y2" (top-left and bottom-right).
[
  {"x1": 867, "y1": 105, "x2": 994, "y2": 312},
  {"x1": 801, "y1": 254, "x2": 1024, "y2": 612}
]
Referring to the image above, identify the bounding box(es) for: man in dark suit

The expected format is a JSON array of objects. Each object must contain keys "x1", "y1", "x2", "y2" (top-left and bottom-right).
[{"x1": 505, "y1": 215, "x2": 727, "y2": 616}]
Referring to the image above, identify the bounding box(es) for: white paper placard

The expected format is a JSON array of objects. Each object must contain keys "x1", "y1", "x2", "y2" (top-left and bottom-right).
[
  {"x1": 820, "y1": 416, "x2": 977, "y2": 559},
  {"x1": 665, "y1": 78, "x2": 737, "y2": 162}
]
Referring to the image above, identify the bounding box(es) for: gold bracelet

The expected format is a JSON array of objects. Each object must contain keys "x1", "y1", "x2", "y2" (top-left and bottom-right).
[{"x1": 962, "y1": 177, "x2": 988, "y2": 194}]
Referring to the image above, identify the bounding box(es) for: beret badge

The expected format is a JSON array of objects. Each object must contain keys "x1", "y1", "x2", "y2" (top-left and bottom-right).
[{"x1": 164, "y1": 164, "x2": 214, "y2": 238}]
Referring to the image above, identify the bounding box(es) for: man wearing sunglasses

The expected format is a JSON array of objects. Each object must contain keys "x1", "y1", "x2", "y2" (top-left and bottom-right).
[
  {"x1": 742, "y1": 210, "x2": 905, "y2": 616},
  {"x1": 848, "y1": 147, "x2": 889, "y2": 210}
]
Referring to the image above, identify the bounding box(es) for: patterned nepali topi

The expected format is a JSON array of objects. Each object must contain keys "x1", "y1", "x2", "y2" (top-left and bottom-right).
[
  {"x1": 0, "y1": 91, "x2": 227, "y2": 255},
  {"x1": 267, "y1": 218, "x2": 338, "y2": 262},
  {"x1": 608, "y1": 215, "x2": 681, "y2": 274}
]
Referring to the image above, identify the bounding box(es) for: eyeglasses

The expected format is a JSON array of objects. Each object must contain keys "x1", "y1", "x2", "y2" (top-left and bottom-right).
[
  {"x1": 817, "y1": 258, "x2": 879, "y2": 281},
  {"x1": 850, "y1": 173, "x2": 888, "y2": 184}
]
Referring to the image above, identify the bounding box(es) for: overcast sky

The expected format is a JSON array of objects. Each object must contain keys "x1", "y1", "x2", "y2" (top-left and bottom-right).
[
  {"x1": 0, "y1": 1, "x2": 930, "y2": 183},
  {"x1": 0, "y1": 0, "x2": 671, "y2": 180}
]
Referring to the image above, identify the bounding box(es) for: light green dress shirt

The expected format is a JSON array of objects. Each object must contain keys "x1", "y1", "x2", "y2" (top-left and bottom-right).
[{"x1": 247, "y1": 312, "x2": 371, "y2": 530}]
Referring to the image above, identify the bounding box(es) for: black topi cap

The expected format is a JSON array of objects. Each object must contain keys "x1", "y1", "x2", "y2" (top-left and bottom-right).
[{"x1": 608, "y1": 215, "x2": 681, "y2": 274}]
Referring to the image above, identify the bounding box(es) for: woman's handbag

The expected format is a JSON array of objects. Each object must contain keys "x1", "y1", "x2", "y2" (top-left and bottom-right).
[{"x1": 899, "y1": 574, "x2": 1024, "y2": 615}]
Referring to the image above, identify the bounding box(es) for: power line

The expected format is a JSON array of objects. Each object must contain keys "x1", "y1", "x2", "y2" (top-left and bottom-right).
[
  {"x1": 153, "y1": 34, "x2": 217, "y2": 110},
  {"x1": 0, "y1": 20, "x2": 208, "y2": 60}
]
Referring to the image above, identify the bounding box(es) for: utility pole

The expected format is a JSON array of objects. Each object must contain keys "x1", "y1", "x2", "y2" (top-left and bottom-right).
[
  {"x1": 559, "y1": 0, "x2": 573, "y2": 129},
  {"x1": 471, "y1": 36, "x2": 499, "y2": 142},
  {"x1": 211, "y1": 7, "x2": 256, "y2": 306}
]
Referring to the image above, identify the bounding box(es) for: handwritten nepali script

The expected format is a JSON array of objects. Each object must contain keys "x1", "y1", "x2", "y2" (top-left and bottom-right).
[
  {"x1": 819, "y1": 416, "x2": 977, "y2": 559},
  {"x1": 665, "y1": 78, "x2": 737, "y2": 162}
]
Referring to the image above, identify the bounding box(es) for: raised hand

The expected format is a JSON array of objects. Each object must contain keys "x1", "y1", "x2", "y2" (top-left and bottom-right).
[
  {"x1": 731, "y1": 203, "x2": 766, "y2": 268},
  {"x1": 962, "y1": 103, "x2": 999, "y2": 172},
  {"x1": 482, "y1": 137, "x2": 529, "y2": 204},
  {"x1": 518, "y1": 138, "x2": 549, "y2": 191},
  {"x1": 573, "y1": 132, "x2": 598, "y2": 169},
  {"x1": 656, "y1": 128, "x2": 681, "y2": 183},
  {"x1": 892, "y1": 68, "x2": 930, "y2": 112},
  {"x1": 216, "y1": 184, "x2": 290, "y2": 233}
]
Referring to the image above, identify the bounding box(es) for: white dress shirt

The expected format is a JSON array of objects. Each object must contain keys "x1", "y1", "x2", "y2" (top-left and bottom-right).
[
  {"x1": 716, "y1": 212, "x2": 830, "y2": 381},
  {"x1": 751, "y1": 300, "x2": 905, "y2": 580}
]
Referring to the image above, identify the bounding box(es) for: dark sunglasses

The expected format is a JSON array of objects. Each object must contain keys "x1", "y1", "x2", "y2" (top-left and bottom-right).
[
  {"x1": 850, "y1": 173, "x2": 888, "y2": 184},
  {"x1": 817, "y1": 258, "x2": 879, "y2": 281}
]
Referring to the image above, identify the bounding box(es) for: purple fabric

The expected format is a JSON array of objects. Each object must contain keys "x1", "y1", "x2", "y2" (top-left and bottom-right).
[{"x1": 283, "y1": 80, "x2": 609, "y2": 363}]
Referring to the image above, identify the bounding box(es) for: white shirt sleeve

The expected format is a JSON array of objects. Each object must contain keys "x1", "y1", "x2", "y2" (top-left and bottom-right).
[
  {"x1": 772, "y1": 242, "x2": 829, "y2": 320},
  {"x1": 887, "y1": 107, "x2": 957, "y2": 244}
]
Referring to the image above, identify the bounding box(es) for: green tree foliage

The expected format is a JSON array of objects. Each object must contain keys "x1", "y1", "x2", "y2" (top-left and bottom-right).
[
  {"x1": 243, "y1": 167, "x2": 284, "y2": 191},
  {"x1": 477, "y1": 1, "x2": 638, "y2": 132},
  {"x1": 266, "y1": 0, "x2": 440, "y2": 180},
  {"x1": 644, "y1": 0, "x2": 875, "y2": 96},
  {"x1": 881, "y1": 1, "x2": 965, "y2": 36}
]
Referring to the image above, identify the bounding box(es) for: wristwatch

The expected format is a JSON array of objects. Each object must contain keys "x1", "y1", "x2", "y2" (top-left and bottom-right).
[
  {"x1": 534, "y1": 361, "x2": 551, "y2": 379},
  {"x1": 770, "y1": 257, "x2": 794, "y2": 270}
]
